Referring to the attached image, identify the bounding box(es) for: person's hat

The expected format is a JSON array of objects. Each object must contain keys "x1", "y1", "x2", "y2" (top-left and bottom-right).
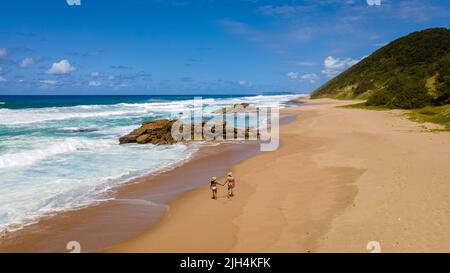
[
  {"x1": 211, "y1": 177, "x2": 217, "y2": 181},
  {"x1": 227, "y1": 172, "x2": 233, "y2": 176}
]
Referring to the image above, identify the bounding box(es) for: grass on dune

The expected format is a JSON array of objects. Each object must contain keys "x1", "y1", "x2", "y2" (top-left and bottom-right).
[
  {"x1": 407, "y1": 104, "x2": 450, "y2": 131},
  {"x1": 340, "y1": 102, "x2": 450, "y2": 131},
  {"x1": 338, "y1": 102, "x2": 391, "y2": 111}
]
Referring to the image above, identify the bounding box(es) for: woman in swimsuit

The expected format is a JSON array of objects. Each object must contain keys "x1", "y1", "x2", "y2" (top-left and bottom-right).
[
  {"x1": 225, "y1": 172, "x2": 236, "y2": 197},
  {"x1": 210, "y1": 177, "x2": 221, "y2": 199}
]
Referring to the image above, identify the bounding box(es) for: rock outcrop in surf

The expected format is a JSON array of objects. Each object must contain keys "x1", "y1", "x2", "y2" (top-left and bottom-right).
[
  {"x1": 119, "y1": 118, "x2": 260, "y2": 145},
  {"x1": 119, "y1": 119, "x2": 177, "y2": 145},
  {"x1": 212, "y1": 102, "x2": 257, "y2": 114}
]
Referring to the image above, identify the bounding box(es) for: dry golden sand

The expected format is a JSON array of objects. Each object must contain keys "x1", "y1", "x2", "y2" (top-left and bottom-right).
[{"x1": 109, "y1": 99, "x2": 450, "y2": 253}]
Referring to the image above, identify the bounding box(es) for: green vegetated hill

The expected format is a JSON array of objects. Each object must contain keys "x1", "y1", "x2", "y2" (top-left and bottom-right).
[{"x1": 311, "y1": 28, "x2": 450, "y2": 109}]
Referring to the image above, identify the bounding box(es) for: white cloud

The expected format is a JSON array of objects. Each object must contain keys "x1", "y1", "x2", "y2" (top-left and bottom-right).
[
  {"x1": 67, "y1": 0, "x2": 81, "y2": 6},
  {"x1": 0, "y1": 76, "x2": 7, "y2": 82},
  {"x1": 287, "y1": 72, "x2": 299, "y2": 79},
  {"x1": 20, "y1": 57, "x2": 35, "y2": 68},
  {"x1": 374, "y1": 42, "x2": 388, "y2": 47},
  {"x1": 0, "y1": 48, "x2": 7, "y2": 58},
  {"x1": 287, "y1": 72, "x2": 319, "y2": 83},
  {"x1": 88, "y1": 80, "x2": 101, "y2": 87},
  {"x1": 238, "y1": 80, "x2": 252, "y2": 87},
  {"x1": 300, "y1": 73, "x2": 320, "y2": 83},
  {"x1": 321, "y1": 56, "x2": 359, "y2": 78},
  {"x1": 40, "y1": 80, "x2": 57, "y2": 85},
  {"x1": 47, "y1": 59, "x2": 75, "y2": 74},
  {"x1": 91, "y1": 71, "x2": 100, "y2": 77},
  {"x1": 286, "y1": 60, "x2": 317, "y2": 66}
]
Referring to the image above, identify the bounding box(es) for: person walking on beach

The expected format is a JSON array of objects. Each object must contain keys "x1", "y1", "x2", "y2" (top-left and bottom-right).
[
  {"x1": 210, "y1": 177, "x2": 221, "y2": 200},
  {"x1": 224, "y1": 172, "x2": 236, "y2": 197}
]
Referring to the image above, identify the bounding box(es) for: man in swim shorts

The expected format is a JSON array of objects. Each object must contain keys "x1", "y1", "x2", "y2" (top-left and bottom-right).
[{"x1": 225, "y1": 172, "x2": 236, "y2": 197}]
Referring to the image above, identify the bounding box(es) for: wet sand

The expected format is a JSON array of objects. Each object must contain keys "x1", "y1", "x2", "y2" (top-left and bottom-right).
[{"x1": 109, "y1": 99, "x2": 450, "y2": 253}]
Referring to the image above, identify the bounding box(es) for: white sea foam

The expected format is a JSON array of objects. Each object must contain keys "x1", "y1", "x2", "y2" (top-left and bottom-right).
[
  {"x1": 0, "y1": 138, "x2": 113, "y2": 169},
  {"x1": 0, "y1": 108, "x2": 151, "y2": 125},
  {"x1": 0, "y1": 142, "x2": 197, "y2": 232},
  {"x1": 0, "y1": 94, "x2": 303, "y2": 125}
]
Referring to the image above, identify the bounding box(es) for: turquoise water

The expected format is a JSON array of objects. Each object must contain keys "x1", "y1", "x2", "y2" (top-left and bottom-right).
[{"x1": 0, "y1": 94, "x2": 301, "y2": 232}]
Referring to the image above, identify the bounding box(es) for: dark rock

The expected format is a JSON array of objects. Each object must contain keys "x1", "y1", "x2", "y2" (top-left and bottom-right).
[
  {"x1": 65, "y1": 127, "x2": 99, "y2": 133},
  {"x1": 213, "y1": 103, "x2": 257, "y2": 114},
  {"x1": 287, "y1": 98, "x2": 307, "y2": 104},
  {"x1": 234, "y1": 102, "x2": 250, "y2": 108},
  {"x1": 119, "y1": 119, "x2": 176, "y2": 145},
  {"x1": 118, "y1": 134, "x2": 138, "y2": 144},
  {"x1": 136, "y1": 134, "x2": 151, "y2": 144},
  {"x1": 119, "y1": 118, "x2": 260, "y2": 145}
]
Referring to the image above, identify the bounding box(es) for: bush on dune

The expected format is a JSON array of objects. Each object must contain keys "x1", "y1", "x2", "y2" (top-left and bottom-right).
[{"x1": 311, "y1": 28, "x2": 450, "y2": 110}]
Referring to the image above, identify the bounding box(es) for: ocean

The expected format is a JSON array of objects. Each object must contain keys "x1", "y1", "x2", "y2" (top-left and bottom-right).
[{"x1": 0, "y1": 94, "x2": 301, "y2": 233}]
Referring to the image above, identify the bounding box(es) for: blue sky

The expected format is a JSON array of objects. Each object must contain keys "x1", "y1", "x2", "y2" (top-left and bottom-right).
[{"x1": 0, "y1": 0, "x2": 449, "y2": 95}]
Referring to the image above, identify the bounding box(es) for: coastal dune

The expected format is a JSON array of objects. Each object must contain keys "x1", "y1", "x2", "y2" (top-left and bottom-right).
[{"x1": 109, "y1": 99, "x2": 450, "y2": 253}]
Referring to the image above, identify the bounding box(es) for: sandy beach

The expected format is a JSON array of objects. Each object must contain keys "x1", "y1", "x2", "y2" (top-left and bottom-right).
[{"x1": 109, "y1": 98, "x2": 450, "y2": 253}]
